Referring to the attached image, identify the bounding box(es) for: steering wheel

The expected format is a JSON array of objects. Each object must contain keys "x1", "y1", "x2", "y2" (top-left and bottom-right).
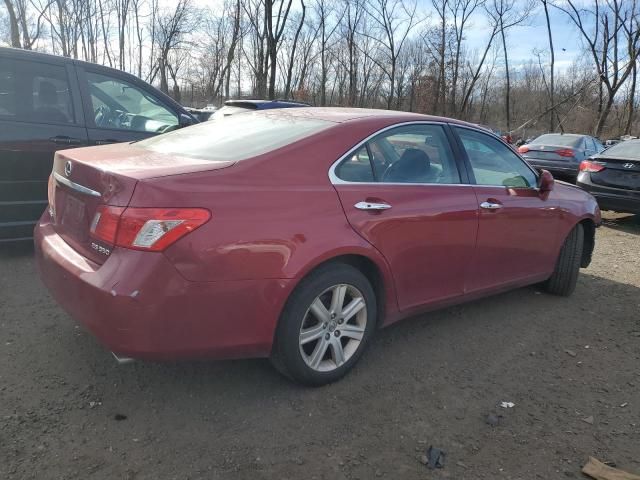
[{"x1": 94, "y1": 105, "x2": 111, "y2": 127}]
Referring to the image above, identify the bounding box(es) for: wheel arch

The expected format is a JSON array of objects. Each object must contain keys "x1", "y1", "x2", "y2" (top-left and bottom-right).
[
  {"x1": 283, "y1": 249, "x2": 398, "y2": 331},
  {"x1": 578, "y1": 217, "x2": 597, "y2": 268}
]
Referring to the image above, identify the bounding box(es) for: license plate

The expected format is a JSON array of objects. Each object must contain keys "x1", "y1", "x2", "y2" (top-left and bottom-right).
[{"x1": 62, "y1": 195, "x2": 86, "y2": 230}]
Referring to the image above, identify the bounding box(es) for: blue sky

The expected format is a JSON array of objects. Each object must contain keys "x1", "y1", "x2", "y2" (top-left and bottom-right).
[{"x1": 431, "y1": 2, "x2": 584, "y2": 71}]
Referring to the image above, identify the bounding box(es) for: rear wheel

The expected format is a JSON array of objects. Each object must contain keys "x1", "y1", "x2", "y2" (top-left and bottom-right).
[
  {"x1": 543, "y1": 223, "x2": 584, "y2": 297},
  {"x1": 271, "y1": 264, "x2": 376, "y2": 386}
]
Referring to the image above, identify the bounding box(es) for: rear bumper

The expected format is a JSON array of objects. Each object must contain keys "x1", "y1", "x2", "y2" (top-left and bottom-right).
[
  {"x1": 35, "y1": 215, "x2": 292, "y2": 361},
  {"x1": 576, "y1": 173, "x2": 640, "y2": 214}
]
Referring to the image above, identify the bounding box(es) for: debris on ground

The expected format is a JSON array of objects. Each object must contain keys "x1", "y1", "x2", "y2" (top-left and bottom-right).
[
  {"x1": 425, "y1": 446, "x2": 446, "y2": 469},
  {"x1": 582, "y1": 416, "x2": 594, "y2": 425},
  {"x1": 582, "y1": 456, "x2": 640, "y2": 480},
  {"x1": 114, "y1": 414, "x2": 128, "y2": 421},
  {"x1": 500, "y1": 401, "x2": 515, "y2": 408},
  {"x1": 485, "y1": 413, "x2": 500, "y2": 426},
  {"x1": 565, "y1": 349, "x2": 577, "y2": 357}
]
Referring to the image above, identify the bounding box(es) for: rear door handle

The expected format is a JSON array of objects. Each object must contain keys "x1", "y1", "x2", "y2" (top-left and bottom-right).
[
  {"x1": 49, "y1": 136, "x2": 83, "y2": 146},
  {"x1": 355, "y1": 201, "x2": 392, "y2": 211},
  {"x1": 480, "y1": 201, "x2": 503, "y2": 210}
]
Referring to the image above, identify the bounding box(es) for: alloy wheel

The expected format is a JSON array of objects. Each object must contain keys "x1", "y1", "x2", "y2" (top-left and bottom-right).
[{"x1": 298, "y1": 283, "x2": 367, "y2": 372}]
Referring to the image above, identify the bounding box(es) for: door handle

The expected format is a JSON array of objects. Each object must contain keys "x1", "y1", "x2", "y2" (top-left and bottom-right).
[
  {"x1": 94, "y1": 139, "x2": 119, "y2": 145},
  {"x1": 49, "y1": 136, "x2": 83, "y2": 146},
  {"x1": 480, "y1": 201, "x2": 503, "y2": 210},
  {"x1": 355, "y1": 201, "x2": 392, "y2": 211}
]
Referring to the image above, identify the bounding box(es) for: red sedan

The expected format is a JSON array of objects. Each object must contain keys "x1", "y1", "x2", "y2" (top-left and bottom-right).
[{"x1": 35, "y1": 108, "x2": 600, "y2": 385}]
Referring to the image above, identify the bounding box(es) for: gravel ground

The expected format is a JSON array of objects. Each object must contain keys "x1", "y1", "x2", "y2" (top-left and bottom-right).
[{"x1": 1, "y1": 212, "x2": 639, "y2": 480}]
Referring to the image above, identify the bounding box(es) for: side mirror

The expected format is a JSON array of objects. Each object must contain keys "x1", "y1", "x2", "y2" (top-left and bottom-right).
[
  {"x1": 179, "y1": 113, "x2": 196, "y2": 127},
  {"x1": 538, "y1": 169, "x2": 555, "y2": 193}
]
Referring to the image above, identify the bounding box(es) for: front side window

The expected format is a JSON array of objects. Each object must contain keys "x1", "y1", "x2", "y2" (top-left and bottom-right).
[
  {"x1": 86, "y1": 72, "x2": 178, "y2": 133},
  {"x1": 335, "y1": 124, "x2": 461, "y2": 184},
  {"x1": 456, "y1": 127, "x2": 537, "y2": 188}
]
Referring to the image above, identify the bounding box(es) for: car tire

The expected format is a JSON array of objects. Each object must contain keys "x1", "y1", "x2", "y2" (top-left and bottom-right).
[
  {"x1": 543, "y1": 223, "x2": 584, "y2": 297},
  {"x1": 271, "y1": 263, "x2": 377, "y2": 386}
]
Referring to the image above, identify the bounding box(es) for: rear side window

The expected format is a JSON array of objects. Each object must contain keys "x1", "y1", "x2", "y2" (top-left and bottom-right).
[
  {"x1": 0, "y1": 59, "x2": 74, "y2": 124},
  {"x1": 335, "y1": 124, "x2": 461, "y2": 184},
  {"x1": 137, "y1": 112, "x2": 332, "y2": 161},
  {"x1": 456, "y1": 127, "x2": 537, "y2": 188},
  {"x1": 336, "y1": 146, "x2": 375, "y2": 182},
  {"x1": 0, "y1": 61, "x2": 17, "y2": 118}
]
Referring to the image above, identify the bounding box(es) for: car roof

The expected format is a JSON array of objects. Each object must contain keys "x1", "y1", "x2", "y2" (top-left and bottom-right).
[
  {"x1": 225, "y1": 99, "x2": 311, "y2": 109},
  {"x1": 259, "y1": 107, "x2": 478, "y2": 127},
  {"x1": 536, "y1": 133, "x2": 586, "y2": 138}
]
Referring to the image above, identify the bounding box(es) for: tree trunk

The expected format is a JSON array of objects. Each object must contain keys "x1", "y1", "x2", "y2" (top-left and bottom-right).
[
  {"x1": 4, "y1": 0, "x2": 21, "y2": 48},
  {"x1": 542, "y1": 0, "x2": 555, "y2": 131},
  {"x1": 500, "y1": 18, "x2": 510, "y2": 133},
  {"x1": 624, "y1": 59, "x2": 637, "y2": 136},
  {"x1": 595, "y1": 93, "x2": 614, "y2": 138}
]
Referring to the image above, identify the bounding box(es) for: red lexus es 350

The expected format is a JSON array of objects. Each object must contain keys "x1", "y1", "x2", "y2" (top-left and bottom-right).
[{"x1": 35, "y1": 108, "x2": 600, "y2": 385}]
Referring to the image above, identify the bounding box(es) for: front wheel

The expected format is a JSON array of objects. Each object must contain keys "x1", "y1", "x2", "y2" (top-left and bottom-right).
[
  {"x1": 543, "y1": 223, "x2": 584, "y2": 297},
  {"x1": 271, "y1": 264, "x2": 377, "y2": 386}
]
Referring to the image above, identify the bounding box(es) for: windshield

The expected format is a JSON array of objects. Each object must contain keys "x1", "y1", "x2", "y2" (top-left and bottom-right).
[
  {"x1": 137, "y1": 112, "x2": 332, "y2": 161},
  {"x1": 532, "y1": 134, "x2": 581, "y2": 147},
  {"x1": 602, "y1": 140, "x2": 640, "y2": 158}
]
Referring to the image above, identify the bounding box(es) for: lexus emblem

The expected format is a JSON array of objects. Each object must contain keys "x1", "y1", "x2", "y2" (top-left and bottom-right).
[
  {"x1": 64, "y1": 160, "x2": 73, "y2": 177},
  {"x1": 623, "y1": 163, "x2": 635, "y2": 169}
]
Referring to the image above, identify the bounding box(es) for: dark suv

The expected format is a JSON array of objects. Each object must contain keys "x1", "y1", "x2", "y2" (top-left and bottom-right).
[{"x1": 0, "y1": 47, "x2": 197, "y2": 242}]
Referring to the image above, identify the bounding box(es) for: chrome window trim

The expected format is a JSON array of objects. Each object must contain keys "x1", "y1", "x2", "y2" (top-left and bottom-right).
[
  {"x1": 53, "y1": 171, "x2": 101, "y2": 197},
  {"x1": 329, "y1": 121, "x2": 462, "y2": 186},
  {"x1": 328, "y1": 120, "x2": 540, "y2": 190}
]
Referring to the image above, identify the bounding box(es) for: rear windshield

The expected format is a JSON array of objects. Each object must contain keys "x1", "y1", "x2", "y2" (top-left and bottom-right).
[
  {"x1": 137, "y1": 112, "x2": 332, "y2": 161},
  {"x1": 602, "y1": 140, "x2": 640, "y2": 158},
  {"x1": 532, "y1": 134, "x2": 581, "y2": 147}
]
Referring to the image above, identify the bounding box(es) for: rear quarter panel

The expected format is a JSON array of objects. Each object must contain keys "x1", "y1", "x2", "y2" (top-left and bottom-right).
[{"x1": 129, "y1": 121, "x2": 400, "y2": 317}]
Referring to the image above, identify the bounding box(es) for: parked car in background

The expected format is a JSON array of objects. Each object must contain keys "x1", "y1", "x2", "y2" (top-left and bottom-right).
[
  {"x1": 210, "y1": 99, "x2": 311, "y2": 120},
  {"x1": 0, "y1": 47, "x2": 198, "y2": 242},
  {"x1": 185, "y1": 106, "x2": 216, "y2": 122},
  {"x1": 577, "y1": 139, "x2": 640, "y2": 214},
  {"x1": 36, "y1": 108, "x2": 600, "y2": 385},
  {"x1": 518, "y1": 133, "x2": 605, "y2": 181}
]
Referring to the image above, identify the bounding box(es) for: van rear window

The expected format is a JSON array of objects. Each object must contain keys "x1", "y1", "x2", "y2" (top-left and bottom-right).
[{"x1": 137, "y1": 112, "x2": 332, "y2": 161}]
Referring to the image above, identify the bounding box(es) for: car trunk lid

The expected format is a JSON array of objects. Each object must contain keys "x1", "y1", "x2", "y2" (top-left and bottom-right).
[
  {"x1": 49, "y1": 144, "x2": 234, "y2": 264},
  {"x1": 590, "y1": 157, "x2": 640, "y2": 191},
  {"x1": 521, "y1": 144, "x2": 580, "y2": 161}
]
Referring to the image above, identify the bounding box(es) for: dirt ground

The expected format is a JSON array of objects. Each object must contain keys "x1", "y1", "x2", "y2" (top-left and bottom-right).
[{"x1": 1, "y1": 212, "x2": 639, "y2": 480}]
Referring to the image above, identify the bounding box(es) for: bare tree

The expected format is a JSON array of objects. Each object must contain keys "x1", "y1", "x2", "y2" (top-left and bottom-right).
[
  {"x1": 556, "y1": 0, "x2": 640, "y2": 136},
  {"x1": 486, "y1": 0, "x2": 534, "y2": 132},
  {"x1": 151, "y1": 0, "x2": 196, "y2": 95},
  {"x1": 364, "y1": 0, "x2": 421, "y2": 109}
]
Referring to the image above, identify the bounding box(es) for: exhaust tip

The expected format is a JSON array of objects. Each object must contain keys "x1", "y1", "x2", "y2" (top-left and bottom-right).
[{"x1": 111, "y1": 352, "x2": 135, "y2": 364}]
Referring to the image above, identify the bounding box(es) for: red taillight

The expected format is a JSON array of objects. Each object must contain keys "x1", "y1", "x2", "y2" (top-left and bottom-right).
[
  {"x1": 91, "y1": 205, "x2": 125, "y2": 244},
  {"x1": 580, "y1": 160, "x2": 605, "y2": 173},
  {"x1": 90, "y1": 206, "x2": 210, "y2": 251},
  {"x1": 555, "y1": 148, "x2": 575, "y2": 158},
  {"x1": 518, "y1": 145, "x2": 529, "y2": 154}
]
